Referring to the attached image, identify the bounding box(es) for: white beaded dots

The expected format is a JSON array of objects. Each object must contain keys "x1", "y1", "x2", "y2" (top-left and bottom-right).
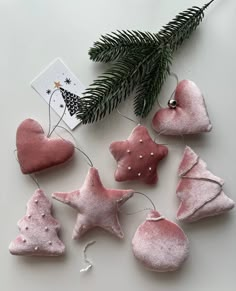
[
  {"x1": 139, "y1": 139, "x2": 143, "y2": 143},
  {"x1": 127, "y1": 149, "x2": 131, "y2": 153},
  {"x1": 150, "y1": 152, "x2": 154, "y2": 156},
  {"x1": 128, "y1": 166, "x2": 132, "y2": 170},
  {"x1": 34, "y1": 246, "x2": 39, "y2": 251},
  {"x1": 149, "y1": 167, "x2": 152, "y2": 171},
  {"x1": 138, "y1": 173, "x2": 141, "y2": 176},
  {"x1": 45, "y1": 227, "x2": 49, "y2": 231}
]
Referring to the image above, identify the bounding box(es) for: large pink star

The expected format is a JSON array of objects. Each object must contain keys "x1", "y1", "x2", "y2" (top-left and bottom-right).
[
  {"x1": 109, "y1": 125, "x2": 168, "y2": 184},
  {"x1": 52, "y1": 167, "x2": 134, "y2": 240}
]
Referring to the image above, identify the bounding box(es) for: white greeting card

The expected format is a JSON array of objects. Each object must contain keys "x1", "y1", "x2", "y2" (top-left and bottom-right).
[{"x1": 31, "y1": 58, "x2": 85, "y2": 130}]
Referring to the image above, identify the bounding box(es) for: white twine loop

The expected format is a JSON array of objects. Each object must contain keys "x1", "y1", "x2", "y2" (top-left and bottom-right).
[
  {"x1": 146, "y1": 216, "x2": 165, "y2": 222},
  {"x1": 80, "y1": 240, "x2": 96, "y2": 273}
]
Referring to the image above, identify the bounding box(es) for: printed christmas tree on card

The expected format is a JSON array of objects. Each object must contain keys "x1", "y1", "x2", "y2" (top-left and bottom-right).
[{"x1": 9, "y1": 189, "x2": 65, "y2": 256}]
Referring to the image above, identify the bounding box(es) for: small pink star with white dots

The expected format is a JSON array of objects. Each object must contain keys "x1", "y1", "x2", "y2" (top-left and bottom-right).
[{"x1": 109, "y1": 125, "x2": 168, "y2": 184}]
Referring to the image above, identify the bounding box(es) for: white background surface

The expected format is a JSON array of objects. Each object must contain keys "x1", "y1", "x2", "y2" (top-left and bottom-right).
[{"x1": 1, "y1": 1, "x2": 236, "y2": 290}]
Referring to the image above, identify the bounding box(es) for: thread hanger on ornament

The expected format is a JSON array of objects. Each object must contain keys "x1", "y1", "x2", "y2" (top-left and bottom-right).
[
  {"x1": 47, "y1": 89, "x2": 67, "y2": 137},
  {"x1": 157, "y1": 72, "x2": 179, "y2": 109},
  {"x1": 118, "y1": 191, "x2": 165, "y2": 222},
  {"x1": 80, "y1": 240, "x2": 96, "y2": 273},
  {"x1": 13, "y1": 150, "x2": 41, "y2": 189},
  {"x1": 53, "y1": 125, "x2": 93, "y2": 168},
  {"x1": 116, "y1": 108, "x2": 139, "y2": 125},
  {"x1": 116, "y1": 99, "x2": 147, "y2": 126}
]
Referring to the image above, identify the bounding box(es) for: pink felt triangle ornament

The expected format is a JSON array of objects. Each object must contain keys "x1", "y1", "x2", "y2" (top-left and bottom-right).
[
  {"x1": 152, "y1": 80, "x2": 212, "y2": 135},
  {"x1": 176, "y1": 146, "x2": 235, "y2": 222},
  {"x1": 16, "y1": 118, "x2": 75, "y2": 174}
]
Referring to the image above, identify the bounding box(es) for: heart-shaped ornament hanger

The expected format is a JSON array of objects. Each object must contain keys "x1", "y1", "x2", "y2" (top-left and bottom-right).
[
  {"x1": 152, "y1": 77, "x2": 212, "y2": 135},
  {"x1": 16, "y1": 86, "x2": 75, "y2": 174}
]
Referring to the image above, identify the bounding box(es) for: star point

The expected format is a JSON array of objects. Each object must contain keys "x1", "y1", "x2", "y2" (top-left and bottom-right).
[
  {"x1": 54, "y1": 81, "x2": 62, "y2": 88},
  {"x1": 52, "y1": 167, "x2": 134, "y2": 239}
]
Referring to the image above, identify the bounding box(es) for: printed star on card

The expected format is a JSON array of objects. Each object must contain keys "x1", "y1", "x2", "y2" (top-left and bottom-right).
[
  {"x1": 54, "y1": 81, "x2": 62, "y2": 88},
  {"x1": 52, "y1": 167, "x2": 134, "y2": 239},
  {"x1": 109, "y1": 125, "x2": 168, "y2": 184}
]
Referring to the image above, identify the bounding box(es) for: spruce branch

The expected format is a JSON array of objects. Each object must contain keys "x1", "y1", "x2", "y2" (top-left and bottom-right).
[
  {"x1": 89, "y1": 30, "x2": 162, "y2": 63},
  {"x1": 134, "y1": 46, "x2": 172, "y2": 117},
  {"x1": 77, "y1": 1, "x2": 215, "y2": 124},
  {"x1": 77, "y1": 50, "x2": 157, "y2": 123}
]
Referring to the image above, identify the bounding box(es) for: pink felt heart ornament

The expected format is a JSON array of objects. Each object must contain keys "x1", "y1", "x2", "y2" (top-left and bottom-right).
[
  {"x1": 132, "y1": 210, "x2": 189, "y2": 272},
  {"x1": 152, "y1": 80, "x2": 212, "y2": 135},
  {"x1": 16, "y1": 118, "x2": 75, "y2": 174}
]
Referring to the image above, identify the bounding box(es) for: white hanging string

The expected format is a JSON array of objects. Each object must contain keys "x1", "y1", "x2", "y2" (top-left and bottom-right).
[{"x1": 80, "y1": 240, "x2": 96, "y2": 273}]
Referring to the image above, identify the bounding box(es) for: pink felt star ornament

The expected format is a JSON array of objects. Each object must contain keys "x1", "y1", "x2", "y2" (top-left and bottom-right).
[
  {"x1": 109, "y1": 125, "x2": 168, "y2": 184},
  {"x1": 52, "y1": 167, "x2": 134, "y2": 239}
]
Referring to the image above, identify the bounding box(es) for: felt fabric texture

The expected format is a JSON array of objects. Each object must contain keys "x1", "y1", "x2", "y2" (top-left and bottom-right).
[
  {"x1": 109, "y1": 125, "x2": 168, "y2": 184},
  {"x1": 9, "y1": 189, "x2": 65, "y2": 256},
  {"x1": 132, "y1": 210, "x2": 189, "y2": 272},
  {"x1": 16, "y1": 118, "x2": 75, "y2": 174},
  {"x1": 152, "y1": 80, "x2": 212, "y2": 135},
  {"x1": 52, "y1": 167, "x2": 134, "y2": 240},
  {"x1": 176, "y1": 146, "x2": 235, "y2": 222}
]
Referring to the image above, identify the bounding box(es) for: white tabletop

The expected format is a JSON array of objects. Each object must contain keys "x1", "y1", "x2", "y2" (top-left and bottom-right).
[{"x1": 1, "y1": 1, "x2": 236, "y2": 290}]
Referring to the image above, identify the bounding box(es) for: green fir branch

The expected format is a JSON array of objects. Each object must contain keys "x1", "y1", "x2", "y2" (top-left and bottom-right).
[
  {"x1": 77, "y1": 1, "x2": 215, "y2": 124},
  {"x1": 77, "y1": 50, "x2": 157, "y2": 123},
  {"x1": 134, "y1": 46, "x2": 172, "y2": 117},
  {"x1": 89, "y1": 30, "x2": 162, "y2": 63}
]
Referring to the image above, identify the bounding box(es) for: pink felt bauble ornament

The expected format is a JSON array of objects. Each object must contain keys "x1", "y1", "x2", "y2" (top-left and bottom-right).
[
  {"x1": 109, "y1": 125, "x2": 168, "y2": 184},
  {"x1": 52, "y1": 167, "x2": 134, "y2": 239},
  {"x1": 9, "y1": 189, "x2": 65, "y2": 256},
  {"x1": 176, "y1": 146, "x2": 235, "y2": 222},
  {"x1": 132, "y1": 210, "x2": 189, "y2": 272},
  {"x1": 152, "y1": 80, "x2": 212, "y2": 135},
  {"x1": 16, "y1": 118, "x2": 75, "y2": 174}
]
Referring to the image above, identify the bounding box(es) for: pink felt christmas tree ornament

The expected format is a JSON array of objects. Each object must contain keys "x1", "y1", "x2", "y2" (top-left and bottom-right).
[
  {"x1": 176, "y1": 146, "x2": 235, "y2": 222},
  {"x1": 16, "y1": 118, "x2": 74, "y2": 174},
  {"x1": 152, "y1": 80, "x2": 212, "y2": 135},
  {"x1": 109, "y1": 125, "x2": 168, "y2": 184},
  {"x1": 9, "y1": 189, "x2": 65, "y2": 256},
  {"x1": 132, "y1": 210, "x2": 189, "y2": 272}
]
